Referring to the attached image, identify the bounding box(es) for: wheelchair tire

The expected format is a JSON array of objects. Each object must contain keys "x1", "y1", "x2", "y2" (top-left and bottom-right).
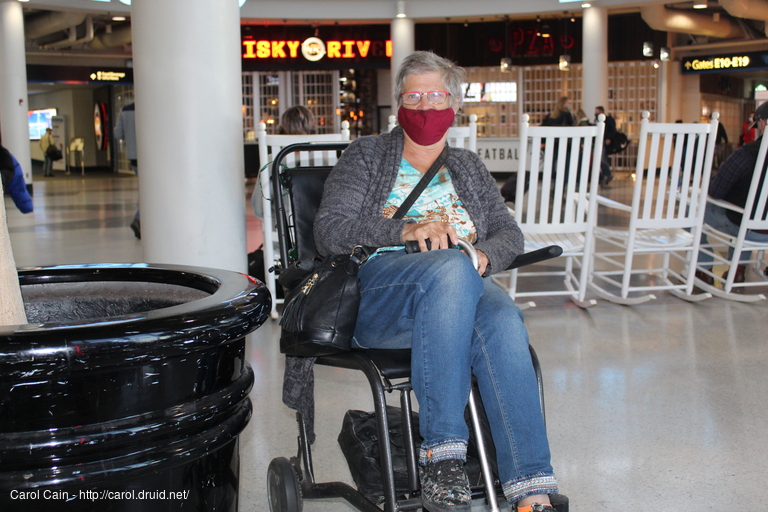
[{"x1": 267, "y1": 457, "x2": 303, "y2": 512}]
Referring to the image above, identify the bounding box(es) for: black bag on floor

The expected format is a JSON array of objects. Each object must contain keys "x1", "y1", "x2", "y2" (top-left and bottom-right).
[
  {"x1": 338, "y1": 406, "x2": 483, "y2": 504},
  {"x1": 338, "y1": 406, "x2": 420, "y2": 503}
]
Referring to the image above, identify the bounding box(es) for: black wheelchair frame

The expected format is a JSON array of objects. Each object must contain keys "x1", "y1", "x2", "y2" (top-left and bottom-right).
[{"x1": 266, "y1": 142, "x2": 565, "y2": 512}]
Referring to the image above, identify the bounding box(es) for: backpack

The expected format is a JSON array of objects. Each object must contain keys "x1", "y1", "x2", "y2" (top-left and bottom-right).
[{"x1": 607, "y1": 131, "x2": 629, "y2": 155}]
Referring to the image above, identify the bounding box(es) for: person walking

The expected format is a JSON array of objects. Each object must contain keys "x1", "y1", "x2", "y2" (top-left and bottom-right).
[
  {"x1": 114, "y1": 103, "x2": 140, "y2": 239},
  {"x1": 541, "y1": 97, "x2": 574, "y2": 127},
  {"x1": 39, "y1": 128, "x2": 55, "y2": 177},
  {"x1": 595, "y1": 106, "x2": 615, "y2": 186}
]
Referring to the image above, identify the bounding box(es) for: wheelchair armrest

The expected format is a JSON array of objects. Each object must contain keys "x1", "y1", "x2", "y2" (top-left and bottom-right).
[
  {"x1": 405, "y1": 242, "x2": 562, "y2": 271},
  {"x1": 505, "y1": 245, "x2": 563, "y2": 270}
]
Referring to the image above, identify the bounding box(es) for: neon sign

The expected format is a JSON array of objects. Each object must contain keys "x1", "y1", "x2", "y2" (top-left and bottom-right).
[{"x1": 242, "y1": 37, "x2": 392, "y2": 61}]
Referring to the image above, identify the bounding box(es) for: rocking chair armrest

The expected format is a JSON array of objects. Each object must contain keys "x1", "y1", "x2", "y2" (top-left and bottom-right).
[
  {"x1": 707, "y1": 196, "x2": 744, "y2": 214},
  {"x1": 594, "y1": 194, "x2": 633, "y2": 212},
  {"x1": 506, "y1": 245, "x2": 563, "y2": 270}
]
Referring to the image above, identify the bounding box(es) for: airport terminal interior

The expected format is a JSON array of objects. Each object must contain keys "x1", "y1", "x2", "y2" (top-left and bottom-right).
[
  {"x1": 3, "y1": 0, "x2": 768, "y2": 510},
  {"x1": 5, "y1": 163, "x2": 768, "y2": 511}
]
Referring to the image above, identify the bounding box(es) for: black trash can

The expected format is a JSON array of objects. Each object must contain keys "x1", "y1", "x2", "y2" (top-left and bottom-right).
[{"x1": 0, "y1": 264, "x2": 271, "y2": 512}]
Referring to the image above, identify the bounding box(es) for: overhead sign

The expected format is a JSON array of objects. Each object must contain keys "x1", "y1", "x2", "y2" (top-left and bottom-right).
[
  {"x1": 90, "y1": 70, "x2": 127, "y2": 82},
  {"x1": 26, "y1": 65, "x2": 133, "y2": 85},
  {"x1": 681, "y1": 51, "x2": 768, "y2": 74}
]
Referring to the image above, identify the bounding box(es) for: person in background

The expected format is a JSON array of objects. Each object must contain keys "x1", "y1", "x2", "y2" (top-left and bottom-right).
[
  {"x1": 313, "y1": 51, "x2": 560, "y2": 512},
  {"x1": 278, "y1": 105, "x2": 316, "y2": 135},
  {"x1": 114, "y1": 103, "x2": 140, "y2": 239},
  {"x1": 541, "y1": 96, "x2": 574, "y2": 127},
  {"x1": 696, "y1": 102, "x2": 768, "y2": 285},
  {"x1": 576, "y1": 109, "x2": 591, "y2": 127},
  {"x1": 595, "y1": 106, "x2": 616, "y2": 186},
  {"x1": 39, "y1": 128, "x2": 55, "y2": 178},
  {"x1": 738, "y1": 112, "x2": 757, "y2": 148},
  {"x1": 0, "y1": 144, "x2": 33, "y2": 214},
  {"x1": 252, "y1": 105, "x2": 319, "y2": 220}
]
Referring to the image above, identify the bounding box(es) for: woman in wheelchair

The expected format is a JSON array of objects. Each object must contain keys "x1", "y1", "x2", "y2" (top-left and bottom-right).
[{"x1": 313, "y1": 51, "x2": 559, "y2": 512}]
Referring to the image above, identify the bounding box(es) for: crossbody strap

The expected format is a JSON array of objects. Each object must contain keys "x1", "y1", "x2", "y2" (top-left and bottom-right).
[
  {"x1": 347, "y1": 145, "x2": 450, "y2": 270},
  {"x1": 391, "y1": 145, "x2": 450, "y2": 220}
]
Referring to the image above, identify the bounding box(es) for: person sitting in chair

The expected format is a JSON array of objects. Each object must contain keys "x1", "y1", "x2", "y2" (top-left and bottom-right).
[
  {"x1": 314, "y1": 51, "x2": 559, "y2": 512},
  {"x1": 696, "y1": 102, "x2": 768, "y2": 284}
]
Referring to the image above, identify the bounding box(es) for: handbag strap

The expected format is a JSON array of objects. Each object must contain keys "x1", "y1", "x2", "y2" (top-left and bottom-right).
[
  {"x1": 392, "y1": 145, "x2": 450, "y2": 220},
  {"x1": 346, "y1": 145, "x2": 450, "y2": 272}
]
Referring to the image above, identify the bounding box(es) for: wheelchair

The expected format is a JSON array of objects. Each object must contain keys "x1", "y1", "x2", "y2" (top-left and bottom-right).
[{"x1": 265, "y1": 142, "x2": 567, "y2": 512}]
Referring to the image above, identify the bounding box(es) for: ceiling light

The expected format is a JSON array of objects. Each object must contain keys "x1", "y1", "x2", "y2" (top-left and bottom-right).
[
  {"x1": 541, "y1": 24, "x2": 551, "y2": 38},
  {"x1": 693, "y1": 1, "x2": 707, "y2": 8},
  {"x1": 660, "y1": 47, "x2": 670, "y2": 61},
  {"x1": 643, "y1": 42, "x2": 654, "y2": 57},
  {"x1": 581, "y1": 2, "x2": 591, "y2": 8},
  {"x1": 500, "y1": 57, "x2": 512, "y2": 73},
  {"x1": 112, "y1": 16, "x2": 126, "y2": 21},
  {"x1": 396, "y1": 0, "x2": 406, "y2": 18},
  {"x1": 559, "y1": 55, "x2": 571, "y2": 71}
]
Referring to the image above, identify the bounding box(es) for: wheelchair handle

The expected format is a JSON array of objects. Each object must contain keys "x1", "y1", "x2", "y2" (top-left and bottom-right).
[
  {"x1": 456, "y1": 239, "x2": 479, "y2": 270},
  {"x1": 403, "y1": 239, "x2": 479, "y2": 270}
]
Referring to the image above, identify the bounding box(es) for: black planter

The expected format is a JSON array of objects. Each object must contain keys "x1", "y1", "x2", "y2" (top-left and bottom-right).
[{"x1": 0, "y1": 264, "x2": 271, "y2": 511}]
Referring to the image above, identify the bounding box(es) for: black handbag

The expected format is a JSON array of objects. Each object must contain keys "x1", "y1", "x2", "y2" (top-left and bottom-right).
[
  {"x1": 279, "y1": 246, "x2": 369, "y2": 356},
  {"x1": 46, "y1": 144, "x2": 63, "y2": 162},
  {"x1": 278, "y1": 146, "x2": 450, "y2": 357}
]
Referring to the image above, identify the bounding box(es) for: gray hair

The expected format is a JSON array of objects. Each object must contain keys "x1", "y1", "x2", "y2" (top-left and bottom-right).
[{"x1": 394, "y1": 51, "x2": 465, "y2": 109}]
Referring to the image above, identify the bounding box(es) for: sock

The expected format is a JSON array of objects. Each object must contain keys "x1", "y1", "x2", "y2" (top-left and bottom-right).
[{"x1": 517, "y1": 503, "x2": 552, "y2": 512}]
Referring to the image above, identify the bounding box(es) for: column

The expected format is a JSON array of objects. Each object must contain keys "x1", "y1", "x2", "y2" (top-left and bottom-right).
[
  {"x1": 131, "y1": 0, "x2": 246, "y2": 273},
  {"x1": 391, "y1": 1, "x2": 415, "y2": 95},
  {"x1": 582, "y1": 6, "x2": 608, "y2": 113},
  {"x1": 0, "y1": 0, "x2": 33, "y2": 186}
]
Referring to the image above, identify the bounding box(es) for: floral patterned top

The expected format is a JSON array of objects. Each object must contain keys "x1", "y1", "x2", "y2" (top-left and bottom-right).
[{"x1": 373, "y1": 158, "x2": 477, "y2": 257}]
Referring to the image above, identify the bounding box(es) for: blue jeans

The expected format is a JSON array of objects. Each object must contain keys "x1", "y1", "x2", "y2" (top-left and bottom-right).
[
  {"x1": 43, "y1": 155, "x2": 53, "y2": 176},
  {"x1": 698, "y1": 202, "x2": 768, "y2": 267},
  {"x1": 353, "y1": 249, "x2": 557, "y2": 503}
]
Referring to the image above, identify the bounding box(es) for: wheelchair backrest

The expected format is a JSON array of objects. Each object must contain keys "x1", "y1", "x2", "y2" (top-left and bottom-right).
[
  {"x1": 286, "y1": 168, "x2": 331, "y2": 261},
  {"x1": 270, "y1": 142, "x2": 351, "y2": 272}
]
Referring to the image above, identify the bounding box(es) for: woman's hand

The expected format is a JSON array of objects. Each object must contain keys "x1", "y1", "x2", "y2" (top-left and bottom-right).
[
  {"x1": 402, "y1": 222, "x2": 458, "y2": 253},
  {"x1": 476, "y1": 250, "x2": 489, "y2": 276}
]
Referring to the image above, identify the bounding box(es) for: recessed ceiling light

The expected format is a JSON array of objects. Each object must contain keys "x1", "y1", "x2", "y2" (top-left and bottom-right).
[
  {"x1": 693, "y1": 1, "x2": 707, "y2": 9},
  {"x1": 112, "y1": 16, "x2": 126, "y2": 21}
]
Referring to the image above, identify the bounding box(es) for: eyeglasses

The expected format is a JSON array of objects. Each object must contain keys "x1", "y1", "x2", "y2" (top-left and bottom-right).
[{"x1": 400, "y1": 90, "x2": 450, "y2": 106}]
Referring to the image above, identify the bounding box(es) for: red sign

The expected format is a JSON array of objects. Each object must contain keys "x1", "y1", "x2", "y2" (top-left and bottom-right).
[{"x1": 242, "y1": 37, "x2": 392, "y2": 61}]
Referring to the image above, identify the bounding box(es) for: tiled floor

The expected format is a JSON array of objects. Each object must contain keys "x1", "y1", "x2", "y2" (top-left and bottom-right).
[{"x1": 5, "y1": 170, "x2": 768, "y2": 511}]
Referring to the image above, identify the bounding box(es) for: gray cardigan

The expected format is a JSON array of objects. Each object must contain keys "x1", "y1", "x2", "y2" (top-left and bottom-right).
[{"x1": 314, "y1": 126, "x2": 524, "y2": 275}]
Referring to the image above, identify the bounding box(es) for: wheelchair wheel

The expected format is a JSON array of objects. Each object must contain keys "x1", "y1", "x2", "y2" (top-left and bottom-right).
[{"x1": 267, "y1": 457, "x2": 303, "y2": 512}]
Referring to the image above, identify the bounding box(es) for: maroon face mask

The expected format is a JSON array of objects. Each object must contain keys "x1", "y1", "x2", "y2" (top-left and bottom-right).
[{"x1": 397, "y1": 106, "x2": 456, "y2": 146}]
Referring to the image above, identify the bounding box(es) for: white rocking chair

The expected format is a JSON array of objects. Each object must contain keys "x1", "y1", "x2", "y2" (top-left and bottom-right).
[
  {"x1": 493, "y1": 113, "x2": 605, "y2": 309},
  {"x1": 588, "y1": 111, "x2": 719, "y2": 305}
]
